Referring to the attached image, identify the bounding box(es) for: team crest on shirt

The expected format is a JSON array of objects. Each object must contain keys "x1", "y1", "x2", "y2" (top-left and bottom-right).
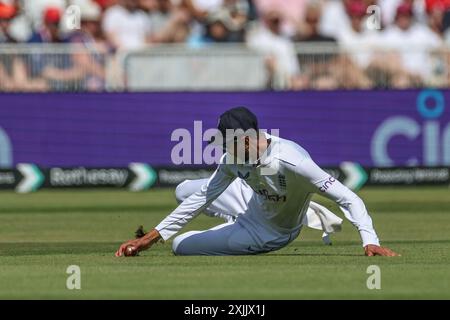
[{"x1": 278, "y1": 174, "x2": 286, "y2": 191}]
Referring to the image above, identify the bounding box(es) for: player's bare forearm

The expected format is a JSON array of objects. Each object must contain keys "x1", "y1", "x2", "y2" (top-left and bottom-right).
[
  {"x1": 115, "y1": 229, "x2": 161, "y2": 257},
  {"x1": 140, "y1": 229, "x2": 162, "y2": 250}
]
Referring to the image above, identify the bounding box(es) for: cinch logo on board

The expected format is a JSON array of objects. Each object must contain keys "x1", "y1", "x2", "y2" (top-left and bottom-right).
[{"x1": 371, "y1": 89, "x2": 450, "y2": 167}]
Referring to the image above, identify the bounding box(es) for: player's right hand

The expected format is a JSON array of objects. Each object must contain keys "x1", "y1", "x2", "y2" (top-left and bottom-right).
[
  {"x1": 115, "y1": 229, "x2": 161, "y2": 257},
  {"x1": 364, "y1": 244, "x2": 400, "y2": 257},
  {"x1": 115, "y1": 239, "x2": 140, "y2": 257}
]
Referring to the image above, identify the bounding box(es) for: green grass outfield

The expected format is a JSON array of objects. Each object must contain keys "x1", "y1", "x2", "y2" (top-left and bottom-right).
[{"x1": 0, "y1": 187, "x2": 449, "y2": 299}]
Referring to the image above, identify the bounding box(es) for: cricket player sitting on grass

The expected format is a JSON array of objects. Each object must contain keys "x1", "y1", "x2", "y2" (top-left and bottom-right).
[{"x1": 116, "y1": 107, "x2": 399, "y2": 257}]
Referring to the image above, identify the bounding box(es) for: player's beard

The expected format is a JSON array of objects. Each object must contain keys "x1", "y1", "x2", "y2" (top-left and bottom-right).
[
  {"x1": 245, "y1": 141, "x2": 259, "y2": 164},
  {"x1": 235, "y1": 138, "x2": 259, "y2": 165}
]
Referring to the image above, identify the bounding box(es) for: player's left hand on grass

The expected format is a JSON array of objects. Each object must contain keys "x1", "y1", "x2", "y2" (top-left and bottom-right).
[
  {"x1": 364, "y1": 244, "x2": 400, "y2": 257},
  {"x1": 115, "y1": 229, "x2": 161, "y2": 257}
]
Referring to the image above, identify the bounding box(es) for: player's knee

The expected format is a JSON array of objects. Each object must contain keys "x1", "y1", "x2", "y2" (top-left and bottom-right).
[
  {"x1": 174, "y1": 180, "x2": 191, "y2": 204},
  {"x1": 172, "y1": 233, "x2": 191, "y2": 255},
  {"x1": 172, "y1": 236, "x2": 182, "y2": 255}
]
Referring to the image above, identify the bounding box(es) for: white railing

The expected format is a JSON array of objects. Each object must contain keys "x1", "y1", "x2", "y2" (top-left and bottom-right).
[
  {"x1": 0, "y1": 43, "x2": 448, "y2": 91},
  {"x1": 122, "y1": 45, "x2": 267, "y2": 91}
]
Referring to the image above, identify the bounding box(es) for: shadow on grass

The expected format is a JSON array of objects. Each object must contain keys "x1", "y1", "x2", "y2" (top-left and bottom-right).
[
  {"x1": 1, "y1": 239, "x2": 448, "y2": 257},
  {"x1": 267, "y1": 253, "x2": 362, "y2": 257},
  {"x1": 0, "y1": 242, "x2": 118, "y2": 257},
  {"x1": 0, "y1": 242, "x2": 359, "y2": 257}
]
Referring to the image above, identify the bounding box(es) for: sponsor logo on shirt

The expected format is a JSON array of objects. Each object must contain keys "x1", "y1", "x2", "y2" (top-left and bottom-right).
[
  {"x1": 256, "y1": 189, "x2": 287, "y2": 202},
  {"x1": 319, "y1": 176, "x2": 336, "y2": 192}
]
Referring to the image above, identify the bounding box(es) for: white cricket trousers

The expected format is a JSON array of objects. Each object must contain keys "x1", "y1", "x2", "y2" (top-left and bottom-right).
[{"x1": 172, "y1": 221, "x2": 300, "y2": 255}]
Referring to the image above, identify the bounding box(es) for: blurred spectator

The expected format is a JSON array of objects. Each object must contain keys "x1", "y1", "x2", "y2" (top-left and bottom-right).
[
  {"x1": 23, "y1": 0, "x2": 66, "y2": 31},
  {"x1": 0, "y1": 2, "x2": 16, "y2": 42},
  {"x1": 138, "y1": 0, "x2": 158, "y2": 12},
  {"x1": 426, "y1": 0, "x2": 450, "y2": 37},
  {"x1": 300, "y1": 2, "x2": 373, "y2": 90},
  {"x1": 379, "y1": 0, "x2": 427, "y2": 26},
  {"x1": 254, "y1": 0, "x2": 308, "y2": 36},
  {"x1": 186, "y1": 0, "x2": 250, "y2": 46},
  {"x1": 294, "y1": 1, "x2": 339, "y2": 90},
  {"x1": 24, "y1": 3, "x2": 105, "y2": 91},
  {"x1": 426, "y1": 0, "x2": 450, "y2": 11},
  {"x1": 247, "y1": 10, "x2": 301, "y2": 89},
  {"x1": 195, "y1": 11, "x2": 236, "y2": 44},
  {"x1": 382, "y1": 2, "x2": 442, "y2": 78},
  {"x1": 320, "y1": 0, "x2": 353, "y2": 38},
  {"x1": 102, "y1": 0, "x2": 152, "y2": 49},
  {"x1": 149, "y1": 0, "x2": 172, "y2": 33},
  {"x1": 67, "y1": 0, "x2": 107, "y2": 91},
  {"x1": 1, "y1": 0, "x2": 31, "y2": 42},
  {"x1": 0, "y1": 2, "x2": 16, "y2": 90},
  {"x1": 336, "y1": 0, "x2": 380, "y2": 68},
  {"x1": 443, "y1": 7, "x2": 450, "y2": 41},
  {"x1": 189, "y1": 3, "x2": 248, "y2": 45},
  {"x1": 190, "y1": 0, "x2": 224, "y2": 13},
  {"x1": 223, "y1": 0, "x2": 250, "y2": 38},
  {"x1": 0, "y1": 2, "x2": 46, "y2": 92},
  {"x1": 178, "y1": 0, "x2": 209, "y2": 21},
  {"x1": 70, "y1": 0, "x2": 108, "y2": 43},
  {"x1": 295, "y1": 1, "x2": 336, "y2": 42},
  {"x1": 94, "y1": 0, "x2": 118, "y2": 10},
  {"x1": 29, "y1": 6, "x2": 65, "y2": 43},
  {"x1": 148, "y1": 0, "x2": 191, "y2": 43},
  {"x1": 320, "y1": 0, "x2": 379, "y2": 36}
]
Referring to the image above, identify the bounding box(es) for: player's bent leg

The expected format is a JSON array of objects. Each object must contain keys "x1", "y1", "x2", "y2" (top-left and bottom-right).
[
  {"x1": 172, "y1": 230, "x2": 205, "y2": 254},
  {"x1": 172, "y1": 222, "x2": 258, "y2": 256}
]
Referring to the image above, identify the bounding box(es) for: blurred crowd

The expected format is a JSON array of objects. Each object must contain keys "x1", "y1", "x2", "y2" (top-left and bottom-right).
[{"x1": 1, "y1": 0, "x2": 450, "y2": 91}]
